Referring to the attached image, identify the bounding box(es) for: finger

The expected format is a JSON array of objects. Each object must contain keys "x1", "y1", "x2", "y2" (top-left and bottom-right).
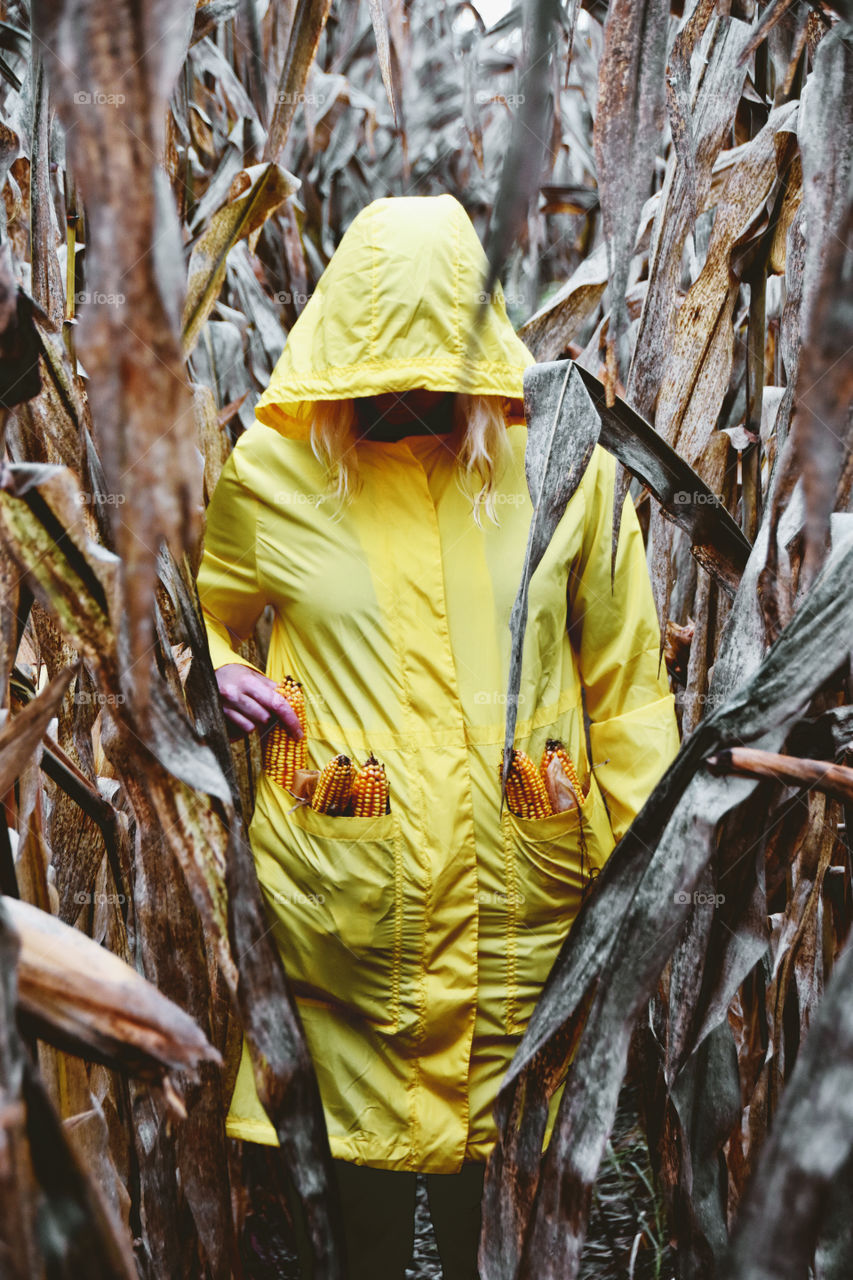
[
  {"x1": 223, "y1": 691, "x2": 279, "y2": 731},
  {"x1": 224, "y1": 708, "x2": 256, "y2": 735},
  {"x1": 249, "y1": 683, "x2": 304, "y2": 738},
  {"x1": 273, "y1": 696, "x2": 304, "y2": 738}
]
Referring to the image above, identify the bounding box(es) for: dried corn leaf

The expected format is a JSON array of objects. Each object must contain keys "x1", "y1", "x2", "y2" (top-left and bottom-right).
[
  {"x1": 655, "y1": 101, "x2": 798, "y2": 457},
  {"x1": 222, "y1": 807, "x2": 345, "y2": 1275},
  {"x1": 188, "y1": 33, "x2": 262, "y2": 129},
  {"x1": 31, "y1": 0, "x2": 200, "y2": 710},
  {"x1": 665, "y1": 0, "x2": 718, "y2": 226},
  {"x1": 726, "y1": 924, "x2": 853, "y2": 1280},
  {"x1": 770, "y1": 29, "x2": 853, "y2": 593},
  {"x1": 0, "y1": 901, "x2": 40, "y2": 1280},
  {"x1": 367, "y1": 0, "x2": 400, "y2": 127},
  {"x1": 0, "y1": 464, "x2": 118, "y2": 688},
  {"x1": 183, "y1": 162, "x2": 299, "y2": 355},
  {"x1": 22, "y1": 1051, "x2": 139, "y2": 1278},
  {"x1": 6, "y1": 895, "x2": 220, "y2": 1075},
  {"x1": 192, "y1": 0, "x2": 240, "y2": 47},
  {"x1": 0, "y1": 458, "x2": 282, "y2": 1268},
  {"x1": 738, "y1": 0, "x2": 802, "y2": 64},
  {"x1": 193, "y1": 382, "x2": 233, "y2": 506},
  {"x1": 628, "y1": 14, "x2": 752, "y2": 418},
  {"x1": 29, "y1": 59, "x2": 64, "y2": 328},
  {"x1": 226, "y1": 240, "x2": 290, "y2": 369},
  {"x1": 521, "y1": 192, "x2": 660, "y2": 364},
  {"x1": 157, "y1": 551, "x2": 344, "y2": 1274},
  {"x1": 482, "y1": 0, "x2": 561, "y2": 302},
  {"x1": 57, "y1": 1071, "x2": 132, "y2": 1252},
  {"x1": 37, "y1": 733, "x2": 131, "y2": 924},
  {"x1": 463, "y1": 53, "x2": 485, "y2": 173},
  {"x1": 0, "y1": 663, "x2": 75, "y2": 795},
  {"x1": 14, "y1": 747, "x2": 54, "y2": 916},
  {"x1": 660, "y1": 775, "x2": 787, "y2": 1265},
  {"x1": 267, "y1": 0, "x2": 334, "y2": 162},
  {"x1": 502, "y1": 361, "x2": 600, "y2": 806},
  {"x1": 9, "y1": 319, "x2": 87, "y2": 471},
  {"x1": 0, "y1": 900, "x2": 138, "y2": 1279},
  {"x1": 117, "y1": 794, "x2": 236, "y2": 1277},
  {"x1": 576, "y1": 365, "x2": 751, "y2": 592},
  {"x1": 484, "y1": 526, "x2": 853, "y2": 1279},
  {"x1": 593, "y1": 0, "x2": 668, "y2": 384},
  {"x1": 0, "y1": 242, "x2": 41, "y2": 412},
  {"x1": 519, "y1": 241, "x2": 609, "y2": 361}
]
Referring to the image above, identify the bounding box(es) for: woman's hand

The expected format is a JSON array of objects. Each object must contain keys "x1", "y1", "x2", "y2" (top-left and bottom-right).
[{"x1": 215, "y1": 664, "x2": 305, "y2": 740}]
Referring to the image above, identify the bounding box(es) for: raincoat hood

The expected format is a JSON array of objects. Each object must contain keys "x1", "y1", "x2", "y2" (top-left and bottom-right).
[{"x1": 254, "y1": 193, "x2": 536, "y2": 440}]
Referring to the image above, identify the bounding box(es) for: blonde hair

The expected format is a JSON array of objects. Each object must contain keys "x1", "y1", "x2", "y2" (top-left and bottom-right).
[{"x1": 308, "y1": 392, "x2": 512, "y2": 526}]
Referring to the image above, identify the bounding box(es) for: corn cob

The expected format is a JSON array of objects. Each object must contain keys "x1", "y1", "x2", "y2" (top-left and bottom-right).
[
  {"x1": 311, "y1": 754, "x2": 355, "y2": 815},
  {"x1": 541, "y1": 739, "x2": 585, "y2": 806},
  {"x1": 349, "y1": 753, "x2": 389, "y2": 817},
  {"x1": 501, "y1": 748, "x2": 554, "y2": 819},
  {"x1": 262, "y1": 675, "x2": 307, "y2": 791}
]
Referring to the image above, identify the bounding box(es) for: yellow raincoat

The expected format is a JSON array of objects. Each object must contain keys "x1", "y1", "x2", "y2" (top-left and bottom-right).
[{"x1": 197, "y1": 194, "x2": 679, "y2": 1172}]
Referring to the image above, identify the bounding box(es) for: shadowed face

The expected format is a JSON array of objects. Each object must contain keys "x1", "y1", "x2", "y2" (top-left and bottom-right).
[{"x1": 356, "y1": 389, "x2": 455, "y2": 438}]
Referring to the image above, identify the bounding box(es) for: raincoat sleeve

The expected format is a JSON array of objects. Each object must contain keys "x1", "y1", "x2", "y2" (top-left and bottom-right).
[
  {"x1": 568, "y1": 447, "x2": 680, "y2": 843},
  {"x1": 196, "y1": 448, "x2": 268, "y2": 674}
]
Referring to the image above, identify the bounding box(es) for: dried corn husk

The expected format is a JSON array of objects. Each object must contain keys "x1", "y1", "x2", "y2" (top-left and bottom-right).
[
  {"x1": 4, "y1": 895, "x2": 221, "y2": 1078},
  {"x1": 544, "y1": 755, "x2": 582, "y2": 815}
]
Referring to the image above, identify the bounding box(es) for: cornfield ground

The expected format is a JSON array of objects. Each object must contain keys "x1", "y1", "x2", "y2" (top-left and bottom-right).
[{"x1": 0, "y1": 0, "x2": 852, "y2": 1277}]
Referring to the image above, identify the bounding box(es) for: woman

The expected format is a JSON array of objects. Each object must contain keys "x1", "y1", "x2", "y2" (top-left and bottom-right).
[{"x1": 197, "y1": 194, "x2": 680, "y2": 1278}]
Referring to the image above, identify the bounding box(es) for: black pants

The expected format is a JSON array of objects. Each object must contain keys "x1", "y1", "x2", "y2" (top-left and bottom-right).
[{"x1": 332, "y1": 1158, "x2": 485, "y2": 1280}]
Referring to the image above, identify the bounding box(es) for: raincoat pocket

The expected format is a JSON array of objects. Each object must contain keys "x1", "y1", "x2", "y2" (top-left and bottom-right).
[
  {"x1": 499, "y1": 773, "x2": 615, "y2": 1033},
  {"x1": 253, "y1": 777, "x2": 404, "y2": 1033}
]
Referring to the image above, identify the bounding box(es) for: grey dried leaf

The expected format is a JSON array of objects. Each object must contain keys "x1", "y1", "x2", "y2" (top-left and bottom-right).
[{"x1": 501, "y1": 361, "x2": 600, "y2": 807}]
